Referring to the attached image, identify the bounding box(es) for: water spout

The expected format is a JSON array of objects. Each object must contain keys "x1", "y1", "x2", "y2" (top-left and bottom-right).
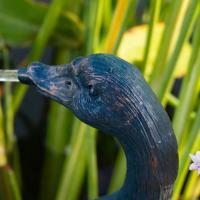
[{"x1": 0, "y1": 69, "x2": 19, "y2": 82}]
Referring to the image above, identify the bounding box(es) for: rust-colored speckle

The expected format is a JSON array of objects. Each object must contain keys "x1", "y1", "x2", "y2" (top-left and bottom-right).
[{"x1": 151, "y1": 155, "x2": 158, "y2": 172}]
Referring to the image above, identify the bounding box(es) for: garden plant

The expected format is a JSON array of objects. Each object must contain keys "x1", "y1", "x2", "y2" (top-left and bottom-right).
[{"x1": 0, "y1": 0, "x2": 200, "y2": 200}]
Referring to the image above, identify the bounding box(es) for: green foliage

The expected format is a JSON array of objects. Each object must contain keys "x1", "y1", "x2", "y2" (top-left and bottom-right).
[
  {"x1": 0, "y1": 0, "x2": 83, "y2": 47},
  {"x1": 0, "y1": 0, "x2": 199, "y2": 199}
]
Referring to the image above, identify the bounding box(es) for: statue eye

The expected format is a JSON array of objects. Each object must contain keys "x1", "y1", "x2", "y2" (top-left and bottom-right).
[
  {"x1": 88, "y1": 84, "x2": 98, "y2": 97},
  {"x1": 65, "y1": 80, "x2": 72, "y2": 88},
  {"x1": 65, "y1": 80, "x2": 71, "y2": 85}
]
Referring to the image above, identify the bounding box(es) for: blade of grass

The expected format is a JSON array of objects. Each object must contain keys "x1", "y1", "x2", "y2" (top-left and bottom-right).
[
  {"x1": 46, "y1": 101, "x2": 73, "y2": 153},
  {"x1": 93, "y1": 0, "x2": 104, "y2": 52},
  {"x1": 13, "y1": 0, "x2": 67, "y2": 113},
  {"x1": 0, "y1": 166, "x2": 22, "y2": 200},
  {"x1": 3, "y1": 166, "x2": 21, "y2": 200},
  {"x1": 55, "y1": 122, "x2": 87, "y2": 200},
  {"x1": 175, "y1": 49, "x2": 200, "y2": 144},
  {"x1": 2, "y1": 47, "x2": 22, "y2": 188},
  {"x1": 57, "y1": 118, "x2": 89, "y2": 200},
  {"x1": 0, "y1": 99, "x2": 21, "y2": 200},
  {"x1": 39, "y1": 101, "x2": 73, "y2": 200},
  {"x1": 108, "y1": 148, "x2": 126, "y2": 193},
  {"x1": 66, "y1": 143, "x2": 87, "y2": 200},
  {"x1": 167, "y1": 94, "x2": 196, "y2": 119},
  {"x1": 149, "y1": 0, "x2": 189, "y2": 88},
  {"x1": 142, "y1": 0, "x2": 161, "y2": 74},
  {"x1": 0, "y1": 96, "x2": 9, "y2": 200},
  {"x1": 157, "y1": 0, "x2": 198, "y2": 102},
  {"x1": 102, "y1": 0, "x2": 112, "y2": 33},
  {"x1": 112, "y1": 0, "x2": 137, "y2": 54},
  {"x1": 0, "y1": 101, "x2": 7, "y2": 167},
  {"x1": 167, "y1": 93, "x2": 196, "y2": 119},
  {"x1": 192, "y1": 179, "x2": 200, "y2": 199},
  {"x1": 172, "y1": 13, "x2": 200, "y2": 142},
  {"x1": 172, "y1": 102, "x2": 200, "y2": 199},
  {"x1": 28, "y1": 0, "x2": 66, "y2": 61},
  {"x1": 87, "y1": 127, "x2": 98, "y2": 199},
  {"x1": 84, "y1": 0, "x2": 98, "y2": 54},
  {"x1": 2, "y1": 48, "x2": 14, "y2": 153},
  {"x1": 180, "y1": 132, "x2": 200, "y2": 199},
  {"x1": 104, "y1": 0, "x2": 134, "y2": 53},
  {"x1": 13, "y1": 85, "x2": 28, "y2": 114},
  {"x1": 182, "y1": 170, "x2": 200, "y2": 199}
]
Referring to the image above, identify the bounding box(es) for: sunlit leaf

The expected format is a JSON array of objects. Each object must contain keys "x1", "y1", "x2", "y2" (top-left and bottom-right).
[{"x1": 118, "y1": 23, "x2": 191, "y2": 78}]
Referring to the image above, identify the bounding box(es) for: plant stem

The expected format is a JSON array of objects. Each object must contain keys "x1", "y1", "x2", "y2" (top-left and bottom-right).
[
  {"x1": 166, "y1": 94, "x2": 196, "y2": 119},
  {"x1": 113, "y1": 0, "x2": 137, "y2": 54},
  {"x1": 66, "y1": 144, "x2": 87, "y2": 200},
  {"x1": 55, "y1": 122, "x2": 87, "y2": 200},
  {"x1": 87, "y1": 127, "x2": 98, "y2": 199},
  {"x1": 13, "y1": 0, "x2": 66, "y2": 113},
  {"x1": 149, "y1": 0, "x2": 189, "y2": 88},
  {"x1": 84, "y1": 0, "x2": 99, "y2": 54},
  {"x1": 172, "y1": 102, "x2": 200, "y2": 199},
  {"x1": 39, "y1": 98, "x2": 73, "y2": 200},
  {"x1": 2, "y1": 49, "x2": 14, "y2": 153},
  {"x1": 104, "y1": 0, "x2": 132, "y2": 53},
  {"x1": 58, "y1": 117, "x2": 87, "y2": 200},
  {"x1": 175, "y1": 49, "x2": 200, "y2": 143},
  {"x1": 28, "y1": 0, "x2": 66, "y2": 61},
  {"x1": 0, "y1": 101, "x2": 7, "y2": 167},
  {"x1": 108, "y1": 148, "x2": 126, "y2": 193},
  {"x1": 142, "y1": 0, "x2": 161, "y2": 74},
  {"x1": 157, "y1": 0, "x2": 198, "y2": 102},
  {"x1": 2, "y1": 47, "x2": 22, "y2": 189},
  {"x1": 178, "y1": 128, "x2": 200, "y2": 199},
  {"x1": 4, "y1": 166, "x2": 22, "y2": 200},
  {"x1": 0, "y1": 97, "x2": 21, "y2": 199},
  {"x1": 93, "y1": 0, "x2": 104, "y2": 52},
  {"x1": 172, "y1": 12, "x2": 200, "y2": 142}
]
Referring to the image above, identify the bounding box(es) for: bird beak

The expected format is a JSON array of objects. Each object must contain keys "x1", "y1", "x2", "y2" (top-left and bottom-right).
[{"x1": 18, "y1": 62, "x2": 75, "y2": 106}]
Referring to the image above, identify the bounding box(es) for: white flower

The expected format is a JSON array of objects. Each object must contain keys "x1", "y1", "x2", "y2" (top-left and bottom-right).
[{"x1": 189, "y1": 151, "x2": 200, "y2": 175}]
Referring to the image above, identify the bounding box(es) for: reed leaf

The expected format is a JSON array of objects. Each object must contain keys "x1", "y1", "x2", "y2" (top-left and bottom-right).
[
  {"x1": 0, "y1": 1, "x2": 200, "y2": 199},
  {"x1": 149, "y1": 0, "x2": 189, "y2": 89}
]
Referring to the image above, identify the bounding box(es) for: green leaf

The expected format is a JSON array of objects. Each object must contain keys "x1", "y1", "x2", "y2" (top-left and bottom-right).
[
  {"x1": 0, "y1": 0, "x2": 83, "y2": 47},
  {"x1": 117, "y1": 23, "x2": 191, "y2": 79}
]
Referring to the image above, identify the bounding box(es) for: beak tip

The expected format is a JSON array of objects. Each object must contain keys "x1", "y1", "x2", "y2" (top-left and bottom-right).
[{"x1": 18, "y1": 67, "x2": 33, "y2": 85}]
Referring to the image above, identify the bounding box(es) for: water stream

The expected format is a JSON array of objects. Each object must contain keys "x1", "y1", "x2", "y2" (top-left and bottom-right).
[{"x1": 0, "y1": 70, "x2": 19, "y2": 82}]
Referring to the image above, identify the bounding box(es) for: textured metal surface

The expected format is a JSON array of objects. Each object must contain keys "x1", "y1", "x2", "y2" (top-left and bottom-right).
[{"x1": 18, "y1": 54, "x2": 179, "y2": 200}]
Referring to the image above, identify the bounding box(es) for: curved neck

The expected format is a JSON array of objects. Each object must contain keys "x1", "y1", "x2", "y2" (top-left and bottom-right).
[
  {"x1": 117, "y1": 124, "x2": 173, "y2": 200},
  {"x1": 100, "y1": 101, "x2": 178, "y2": 200},
  {"x1": 118, "y1": 121, "x2": 163, "y2": 200}
]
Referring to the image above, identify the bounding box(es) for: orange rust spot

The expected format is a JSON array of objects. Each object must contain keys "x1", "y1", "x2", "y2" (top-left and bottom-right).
[{"x1": 151, "y1": 155, "x2": 158, "y2": 171}]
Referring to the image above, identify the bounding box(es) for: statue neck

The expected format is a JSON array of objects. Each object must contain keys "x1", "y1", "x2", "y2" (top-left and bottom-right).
[
  {"x1": 116, "y1": 125, "x2": 163, "y2": 199},
  {"x1": 96, "y1": 74, "x2": 178, "y2": 200},
  {"x1": 107, "y1": 103, "x2": 177, "y2": 200}
]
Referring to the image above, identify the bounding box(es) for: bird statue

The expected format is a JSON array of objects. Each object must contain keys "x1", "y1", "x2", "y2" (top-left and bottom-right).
[{"x1": 18, "y1": 54, "x2": 178, "y2": 200}]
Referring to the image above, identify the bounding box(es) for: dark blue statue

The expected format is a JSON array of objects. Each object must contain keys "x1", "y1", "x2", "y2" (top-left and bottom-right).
[{"x1": 18, "y1": 54, "x2": 178, "y2": 200}]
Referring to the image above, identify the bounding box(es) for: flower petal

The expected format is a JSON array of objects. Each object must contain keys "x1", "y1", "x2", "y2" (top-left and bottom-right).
[
  {"x1": 189, "y1": 163, "x2": 197, "y2": 171},
  {"x1": 190, "y1": 154, "x2": 198, "y2": 163},
  {"x1": 196, "y1": 151, "x2": 200, "y2": 162}
]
